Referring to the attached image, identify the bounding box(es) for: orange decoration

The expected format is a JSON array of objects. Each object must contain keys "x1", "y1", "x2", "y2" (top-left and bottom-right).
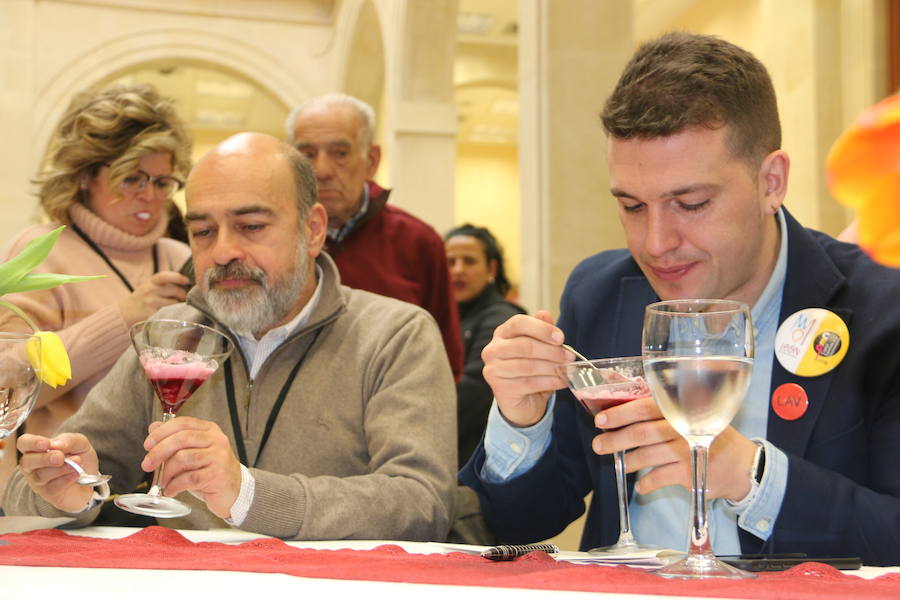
[{"x1": 826, "y1": 94, "x2": 900, "y2": 267}]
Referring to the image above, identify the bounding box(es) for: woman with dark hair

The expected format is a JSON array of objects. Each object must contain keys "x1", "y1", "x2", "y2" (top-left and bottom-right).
[{"x1": 445, "y1": 224, "x2": 525, "y2": 467}]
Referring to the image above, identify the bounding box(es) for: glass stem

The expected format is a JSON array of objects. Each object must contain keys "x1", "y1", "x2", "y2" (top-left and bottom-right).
[
  {"x1": 147, "y1": 411, "x2": 175, "y2": 498},
  {"x1": 688, "y1": 442, "x2": 715, "y2": 557},
  {"x1": 613, "y1": 450, "x2": 636, "y2": 545}
]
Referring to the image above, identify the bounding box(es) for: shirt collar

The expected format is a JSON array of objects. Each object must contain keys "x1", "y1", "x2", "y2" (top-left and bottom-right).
[
  {"x1": 750, "y1": 208, "x2": 788, "y2": 334},
  {"x1": 327, "y1": 184, "x2": 370, "y2": 243}
]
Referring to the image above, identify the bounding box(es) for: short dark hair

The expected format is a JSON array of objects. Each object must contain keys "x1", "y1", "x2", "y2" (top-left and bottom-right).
[
  {"x1": 601, "y1": 31, "x2": 781, "y2": 168},
  {"x1": 444, "y1": 223, "x2": 513, "y2": 297}
]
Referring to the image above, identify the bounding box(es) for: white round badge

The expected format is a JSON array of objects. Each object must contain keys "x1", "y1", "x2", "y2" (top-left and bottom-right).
[{"x1": 774, "y1": 308, "x2": 849, "y2": 377}]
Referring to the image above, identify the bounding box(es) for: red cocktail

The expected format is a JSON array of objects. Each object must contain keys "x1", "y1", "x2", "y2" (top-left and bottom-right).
[
  {"x1": 559, "y1": 356, "x2": 655, "y2": 555},
  {"x1": 140, "y1": 350, "x2": 216, "y2": 415},
  {"x1": 116, "y1": 320, "x2": 233, "y2": 519},
  {"x1": 574, "y1": 380, "x2": 650, "y2": 416}
]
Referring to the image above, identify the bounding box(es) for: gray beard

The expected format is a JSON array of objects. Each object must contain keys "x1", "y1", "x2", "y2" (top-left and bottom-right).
[{"x1": 201, "y1": 244, "x2": 310, "y2": 338}]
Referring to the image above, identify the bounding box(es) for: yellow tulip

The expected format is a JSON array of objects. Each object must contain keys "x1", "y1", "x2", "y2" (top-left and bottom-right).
[
  {"x1": 0, "y1": 226, "x2": 102, "y2": 390},
  {"x1": 25, "y1": 331, "x2": 71, "y2": 388}
]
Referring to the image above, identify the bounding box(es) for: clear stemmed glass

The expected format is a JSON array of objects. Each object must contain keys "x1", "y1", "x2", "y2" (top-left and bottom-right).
[
  {"x1": 115, "y1": 319, "x2": 233, "y2": 519},
  {"x1": 0, "y1": 333, "x2": 41, "y2": 445},
  {"x1": 0, "y1": 332, "x2": 42, "y2": 547},
  {"x1": 559, "y1": 356, "x2": 658, "y2": 555},
  {"x1": 642, "y1": 299, "x2": 755, "y2": 579}
]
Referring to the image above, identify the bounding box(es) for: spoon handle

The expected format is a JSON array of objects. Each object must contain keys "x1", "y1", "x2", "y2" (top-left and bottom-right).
[
  {"x1": 63, "y1": 457, "x2": 86, "y2": 475},
  {"x1": 562, "y1": 344, "x2": 591, "y2": 363},
  {"x1": 63, "y1": 457, "x2": 112, "y2": 486}
]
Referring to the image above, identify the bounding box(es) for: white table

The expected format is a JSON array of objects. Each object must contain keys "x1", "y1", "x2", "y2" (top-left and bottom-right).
[{"x1": 1, "y1": 526, "x2": 896, "y2": 600}]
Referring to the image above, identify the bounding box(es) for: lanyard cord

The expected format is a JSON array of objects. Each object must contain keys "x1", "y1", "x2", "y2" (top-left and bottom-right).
[
  {"x1": 224, "y1": 328, "x2": 323, "y2": 467},
  {"x1": 70, "y1": 223, "x2": 158, "y2": 293}
]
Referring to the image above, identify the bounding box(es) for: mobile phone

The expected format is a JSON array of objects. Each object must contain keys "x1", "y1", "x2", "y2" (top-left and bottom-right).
[
  {"x1": 178, "y1": 258, "x2": 195, "y2": 290},
  {"x1": 718, "y1": 553, "x2": 861, "y2": 571}
]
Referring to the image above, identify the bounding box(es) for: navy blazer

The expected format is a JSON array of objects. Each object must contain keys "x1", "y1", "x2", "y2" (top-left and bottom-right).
[{"x1": 460, "y1": 209, "x2": 900, "y2": 566}]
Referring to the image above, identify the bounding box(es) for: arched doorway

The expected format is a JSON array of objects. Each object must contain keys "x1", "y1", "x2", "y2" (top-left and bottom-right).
[{"x1": 104, "y1": 62, "x2": 290, "y2": 162}]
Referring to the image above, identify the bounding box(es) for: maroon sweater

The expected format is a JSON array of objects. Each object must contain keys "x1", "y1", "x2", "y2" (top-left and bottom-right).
[{"x1": 324, "y1": 182, "x2": 463, "y2": 379}]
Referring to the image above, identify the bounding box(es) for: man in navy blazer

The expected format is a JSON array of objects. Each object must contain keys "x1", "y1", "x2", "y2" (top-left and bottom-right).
[{"x1": 459, "y1": 32, "x2": 900, "y2": 566}]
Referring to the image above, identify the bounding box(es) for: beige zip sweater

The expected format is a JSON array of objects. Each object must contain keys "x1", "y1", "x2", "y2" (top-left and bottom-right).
[{"x1": 2, "y1": 253, "x2": 457, "y2": 541}]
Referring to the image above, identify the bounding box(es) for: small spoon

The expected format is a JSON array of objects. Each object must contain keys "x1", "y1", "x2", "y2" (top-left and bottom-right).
[
  {"x1": 562, "y1": 343, "x2": 591, "y2": 363},
  {"x1": 63, "y1": 457, "x2": 112, "y2": 486},
  {"x1": 561, "y1": 347, "x2": 646, "y2": 385}
]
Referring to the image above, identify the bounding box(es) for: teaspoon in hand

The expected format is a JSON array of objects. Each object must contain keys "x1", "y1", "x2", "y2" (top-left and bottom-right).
[
  {"x1": 562, "y1": 343, "x2": 591, "y2": 363},
  {"x1": 63, "y1": 457, "x2": 112, "y2": 486},
  {"x1": 562, "y1": 346, "x2": 645, "y2": 385}
]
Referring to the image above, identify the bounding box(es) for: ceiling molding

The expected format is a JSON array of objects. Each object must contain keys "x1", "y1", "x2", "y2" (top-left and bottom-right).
[{"x1": 46, "y1": 0, "x2": 337, "y2": 25}]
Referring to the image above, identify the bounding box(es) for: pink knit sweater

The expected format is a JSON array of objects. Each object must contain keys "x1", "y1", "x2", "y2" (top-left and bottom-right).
[{"x1": 0, "y1": 203, "x2": 190, "y2": 490}]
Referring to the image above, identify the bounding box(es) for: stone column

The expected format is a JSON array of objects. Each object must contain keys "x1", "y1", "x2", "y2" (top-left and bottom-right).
[
  {"x1": 0, "y1": 0, "x2": 38, "y2": 243},
  {"x1": 517, "y1": 0, "x2": 633, "y2": 313},
  {"x1": 760, "y1": 0, "x2": 887, "y2": 234},
  {"x1": 375, "y1": 0, "x2": 459, "y2": 233},
  {"x1": 834, "y1": 0, "x2": 890, "y2": 226}
]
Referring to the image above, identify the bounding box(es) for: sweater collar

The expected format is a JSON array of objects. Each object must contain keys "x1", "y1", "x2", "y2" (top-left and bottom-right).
[
  {"x1": 459, "y1": 285, "x2": 504, "y2": 320},
  {"x1": 325, "y1": 181, "x2": 391, "y2": 251},
  {"x1": 328, "y1": 183, "x2": 370, "y2": 244},
  {"x1": 68, "y1": 202, "x2": 168, "y2": 252}
]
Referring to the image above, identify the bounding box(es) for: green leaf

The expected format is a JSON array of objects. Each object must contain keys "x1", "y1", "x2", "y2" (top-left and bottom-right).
[
  {"x1": 0, "y1": 226, "x2": 65, "y2": 295},
  {"x1": 6, "y1": 272, "x2": 104, "y2": 294}
]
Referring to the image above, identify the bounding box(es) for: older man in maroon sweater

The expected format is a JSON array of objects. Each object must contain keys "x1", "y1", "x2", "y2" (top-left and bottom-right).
[{"x1": 286, "y1": 93, "x2": 463, "y2": 379}]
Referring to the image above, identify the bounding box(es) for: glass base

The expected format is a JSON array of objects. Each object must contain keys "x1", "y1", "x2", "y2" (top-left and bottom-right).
[
  {"x1": 653, "y1": 553, "x2": 755, "y2": 579},
  {"x1": 588, "y1": 538, "x2": 660, "y2": 556},
  {"x1": 115, "y1": 492, "x2": 191, "y2": 519}
]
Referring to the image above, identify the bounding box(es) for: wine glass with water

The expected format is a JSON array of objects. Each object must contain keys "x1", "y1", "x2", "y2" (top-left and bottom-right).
[
  {"x1": 0, "y1": 333, "x2": 42, "y2": 547},
  {"x1": 115, "y1": 319, "x2": 233, "y2": 519},
  {"x1": 560, "y1": 356, "x2": 658, "y2": 554},
  {"x1": 0, "y1": 333, "x2": 41, "y2": 445},
  {"x1": 642, "y1": 299, "x2": 754, "y2": 579}
]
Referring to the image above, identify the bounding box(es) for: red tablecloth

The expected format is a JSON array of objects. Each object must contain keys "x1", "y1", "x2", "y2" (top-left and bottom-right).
[{"x1": 0, "y1": 527, "x2": 897, "y2": 599}]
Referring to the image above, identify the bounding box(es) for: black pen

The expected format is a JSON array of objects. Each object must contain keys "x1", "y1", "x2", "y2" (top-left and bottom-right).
[{"x1": 480, "y1": 543, "x2": 560, "y2": 561}]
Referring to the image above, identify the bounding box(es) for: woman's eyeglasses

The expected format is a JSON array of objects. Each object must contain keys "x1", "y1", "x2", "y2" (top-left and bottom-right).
[
  {"x1": 119, "y1": 170, "x2": 184, "y2": 197},
  {"x1": 101, "y1": 162, "x2": 184, "y2": 197}
]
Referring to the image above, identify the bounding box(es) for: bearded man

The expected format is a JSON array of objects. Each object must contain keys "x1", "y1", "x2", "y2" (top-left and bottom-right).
[{"x1": 3, "y1": 133, "x2": 457, "y2": 541}]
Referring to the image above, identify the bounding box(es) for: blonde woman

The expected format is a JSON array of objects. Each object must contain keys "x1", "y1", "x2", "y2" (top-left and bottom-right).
[{"x1": 0, "y1": 84, "x2": 193, "y2": 494}]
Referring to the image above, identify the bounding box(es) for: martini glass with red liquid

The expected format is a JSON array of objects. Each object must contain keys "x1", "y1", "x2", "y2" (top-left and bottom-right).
[
  {"x1": 559, "y1": 355, "x2": 657, "y2": 555},
  {"x1": 115, "y1": 319, "x2": 233, "y2": 518}
]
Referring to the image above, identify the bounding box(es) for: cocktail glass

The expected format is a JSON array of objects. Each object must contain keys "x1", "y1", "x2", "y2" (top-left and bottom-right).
[
  {"x1": 559, "y1": 356, "x2": 657, "y2": 554},
  {"x1": 115, "y1": 319, "x2": 233, "y2": 518}
]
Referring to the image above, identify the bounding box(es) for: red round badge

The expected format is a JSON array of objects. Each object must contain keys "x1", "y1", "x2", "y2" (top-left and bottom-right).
[{"x1": 771, "y1": 383, "x2": 809, "y2": 421}]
